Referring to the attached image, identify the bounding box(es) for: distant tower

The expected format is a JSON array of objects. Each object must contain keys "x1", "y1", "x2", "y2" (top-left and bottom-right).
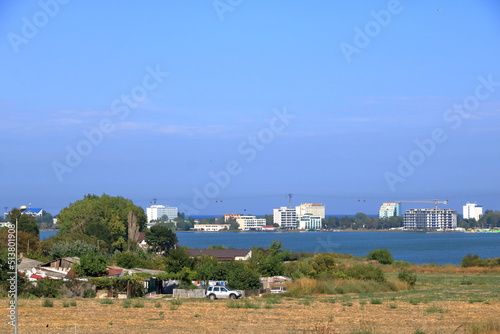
[{"x1": 286, "y1": 193, "x2": 293, "y2": 208}]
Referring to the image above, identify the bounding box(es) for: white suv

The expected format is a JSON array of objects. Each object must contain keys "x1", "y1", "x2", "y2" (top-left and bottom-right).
[{"x1": 206, "y1": 286, "x2": 242, "y2": 300}]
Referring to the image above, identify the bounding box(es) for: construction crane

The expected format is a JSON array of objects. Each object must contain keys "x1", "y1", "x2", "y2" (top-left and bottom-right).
[
  {"x1": 396, "y1": 199, "x2": 448, "y2": 210},
  {"x1": 285, "y1": 193, "x2": 293, "y2": 208}
]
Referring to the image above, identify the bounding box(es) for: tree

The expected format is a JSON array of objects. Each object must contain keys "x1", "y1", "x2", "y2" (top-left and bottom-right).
[
  {"x1": 145, "y1": 225, "x2": 178, "y2": 255},
  {"x1": 164, "y1": 247, "x2": 195, "y2": 273},
  {"x1": 36, "y1": 210, "x2": 54, "y2": 229},
  {"x1": 8, "y1": 208, "x2": 39, "y2": 237},
  {"x1": 367, "y1": 249, "x2": 393, "y2": 264},
  {"x1": 48, "y1": 240, "x2": 98, "y2": 260},
  {"x1": 226, "y1": 262, "x2": 261, "y2": 290},
  {"x1": 57, "y1": 194, "x2": 147, "y2": 251},
  {"x1": 311, "y1": 253, "x2": 338, "y2": 277},
  {"x1": 73, "y1": 253, "x2": 108, "y2": 277}
]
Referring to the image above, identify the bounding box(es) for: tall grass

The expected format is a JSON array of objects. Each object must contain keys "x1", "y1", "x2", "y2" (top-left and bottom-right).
[{"x1": 286, "y1": 277, "x2": 407, "y2": 296}]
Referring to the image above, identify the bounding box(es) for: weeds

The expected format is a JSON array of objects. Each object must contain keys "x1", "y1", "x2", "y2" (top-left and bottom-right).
[
  {"x1": 227, "y1": 300, "x2": 260, "y2": 309},
  {"x1": 425, "y1": 305, "x2": 445, "y2": 313},
  {"x1": 42, "y1": 299, "x2": 53, "y2": 307},
  {"x1": 99, "y1": 299, "x2": 113, "y2": 305},
  {"x1": 133, "y1": 300, "x2": 144, "y2": 308}
]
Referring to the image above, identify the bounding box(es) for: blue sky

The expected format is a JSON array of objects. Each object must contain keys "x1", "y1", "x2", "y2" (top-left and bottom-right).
[{"x1": 1, "y1": 1, "x2": 500, "y2": 216}]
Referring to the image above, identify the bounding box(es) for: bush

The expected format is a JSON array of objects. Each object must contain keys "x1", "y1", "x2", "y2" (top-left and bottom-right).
[
  {"x1": 367, "y1": 249, "x2": 393, "y2": 265},
  {"x1": 462, "y1": 254, "x2": 483, "y2": 267},
  {"x1": 83, "y1": 289, "x2": 96, "y2": 298},
  {"x1": 25, "y1": 279, "x2": 64, "y2": 298},
  {"x1": 346, "y1": 264, "x2": 386, "y2": 282},
  {"x1": 398, "y1": 270, "x2": 417, "y2": 287},
  {"x1": 42, "y1": 299, "x2": 53, "y2": 307}
]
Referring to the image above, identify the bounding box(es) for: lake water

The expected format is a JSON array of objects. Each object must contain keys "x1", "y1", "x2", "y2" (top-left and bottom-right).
[{"x1": 40, "y1": 230, "x2": 500, "y2": 265}]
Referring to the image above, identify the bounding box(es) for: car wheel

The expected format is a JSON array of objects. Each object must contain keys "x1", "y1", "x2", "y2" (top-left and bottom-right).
[
  {"x1": 229, "y1": 294, "x2": 236, "y2": 299},
  {"x1": 209, "y1": 294, "x2": 216, "y2": 300}
]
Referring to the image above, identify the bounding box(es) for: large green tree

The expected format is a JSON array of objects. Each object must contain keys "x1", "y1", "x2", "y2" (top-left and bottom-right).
[
  {"x1": 145, "y1": 225, "x2": 178, "y2": 255},
  {"x1": 8, "y1": 208, "x2": 39, "y2": 237},
  {"x1": 57, "y1": 194, "x2": 146, "y2": 251}
]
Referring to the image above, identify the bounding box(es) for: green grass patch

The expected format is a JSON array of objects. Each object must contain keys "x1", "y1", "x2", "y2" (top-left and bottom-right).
[
  {"x1": 99, "y1": 299, "x2": 114, "y2": 305},
  {"x1": 170, "y1": 299, "x2": 183, "y2": 306},
  {"x1": 122, "y1": 299, "x2": 132, "y2": 308},
  {"x1": 227, "y1": 300, "x2": 260, "y2": 309},
  {"x1": 425, "y1": 305, "x2": 446, "y2": 313},
  {"x1": 42, "y1": 299, "x2": 53, "y2": 307},
  {"x1": 133, "y1": 300, "x2": 144, "y2": 308},
  {"x1": 370, "y1": 299, "x2": 383, "y2": 305}
]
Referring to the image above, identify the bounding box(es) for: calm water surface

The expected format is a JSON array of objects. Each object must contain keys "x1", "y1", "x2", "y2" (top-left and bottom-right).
[{"x1": 40, "y1": 230, "x2": 500, "y2": 265}]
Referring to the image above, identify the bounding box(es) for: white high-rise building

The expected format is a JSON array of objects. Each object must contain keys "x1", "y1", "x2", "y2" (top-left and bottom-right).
[
  {"x1": 404, "y1": 208, "x2": 457, "y2": 230},
  {"x1": 463, "y1": 203, "x2": 483, "y2": 221},
  {"x1": 236, "y1": 215, "x2": 266, "y2": 231},
  {"x1": 296, "y1": 203, "x2": 325, "y2": 219},
  {"x1": 273, "y1": 207, "x2": 298, "y2": 229},
  {"x1": 379, "y1": 203, "x2": 401, "y2": 218},
  {"x1": 146, "y1": 205, "x2": 178, "y2": 223}
]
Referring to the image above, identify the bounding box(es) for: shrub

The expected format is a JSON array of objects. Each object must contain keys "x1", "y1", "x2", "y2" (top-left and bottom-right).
[
  {"x1": 346, "y1": 264, "x2": 386, "y2": 282},
  {"x1": 83, "y1": 289, "x2": 96, "y2": 298},
  {"x1": 398, "y1": 270, "x2": 417, "y2": 287},
  {"x1": 367, "y1": 249, "x2": 393, "y2": 265},
  {"x1": 462, "y1": 254, "x2": 483, "y2": 267},
  {"x1": 370, "y1": 299, "x2": 383, "y2": 305},
  {"x1": 42, "y1": 299, "x2": 53, "y2": 307},
  {"x1": 25, "y1": 279, "x2": 64, "y2": 298}
]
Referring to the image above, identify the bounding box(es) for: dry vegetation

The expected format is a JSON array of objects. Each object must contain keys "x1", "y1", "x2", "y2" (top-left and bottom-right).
[{"x1": 1, "y1": 295, "x2": 499, "y2": 334}]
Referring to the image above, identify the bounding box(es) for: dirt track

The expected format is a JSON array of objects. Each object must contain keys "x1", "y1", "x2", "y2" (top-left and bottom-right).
[{"x1": 1, "y1": 297, "x2": 498, "y2": 334}]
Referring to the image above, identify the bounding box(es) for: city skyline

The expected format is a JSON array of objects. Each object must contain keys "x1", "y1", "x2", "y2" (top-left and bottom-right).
[{"x1": 2, "y1": 2, "x2": 500, "y2": 216}]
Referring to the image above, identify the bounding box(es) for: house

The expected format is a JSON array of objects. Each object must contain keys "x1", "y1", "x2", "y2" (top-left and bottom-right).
[
  {"x1": 42, "y1": 257, "x2": 80, "y2": 272},
  {"x1": 187, "y1": 249, "x2": 252, "y2": 261},
  {"x1": 23, "y1": 208, "x2": 44, "y2": 217}
]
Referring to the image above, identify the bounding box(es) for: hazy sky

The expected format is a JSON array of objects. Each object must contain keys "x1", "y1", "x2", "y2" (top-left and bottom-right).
[{"x1": 1, "y1": 1, "x2": 500, "y2": 216}]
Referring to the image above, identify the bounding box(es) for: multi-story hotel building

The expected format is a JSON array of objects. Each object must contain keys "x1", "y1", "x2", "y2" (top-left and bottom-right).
[
  {"x1": 463, "y1": 203, "x2": 483, "y2": 221},
  {"x1": 296, "y1": 203, "x2": 325, "y2": 219},
  {"x1": 403, "y1": 208, "x2": 457, "y2": 230},
  {"x1": 379, "y1": 202, "x2": 401, "y2": 218},
  {"x1": 273, "y1": 207, "x2": 298, "y2": 229},
  {"x1": 146, "y1": 205, "x2": 178, "y2": 223},
  {"x1": 236, "y1": 215, "x2": 266, "y2": 231}
]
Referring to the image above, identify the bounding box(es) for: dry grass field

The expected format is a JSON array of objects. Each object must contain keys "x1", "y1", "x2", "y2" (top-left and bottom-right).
[
  {"x1": 2, "y1": 272, "x2": 500, "y2": 334},
  {"x1": 1, "y1": 296, "x2": 499, "y2": 333}
]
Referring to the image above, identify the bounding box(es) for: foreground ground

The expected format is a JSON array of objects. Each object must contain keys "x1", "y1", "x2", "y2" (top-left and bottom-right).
[{"x1": 2, "y1": 272, "x2": 500, "y2": 334}]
